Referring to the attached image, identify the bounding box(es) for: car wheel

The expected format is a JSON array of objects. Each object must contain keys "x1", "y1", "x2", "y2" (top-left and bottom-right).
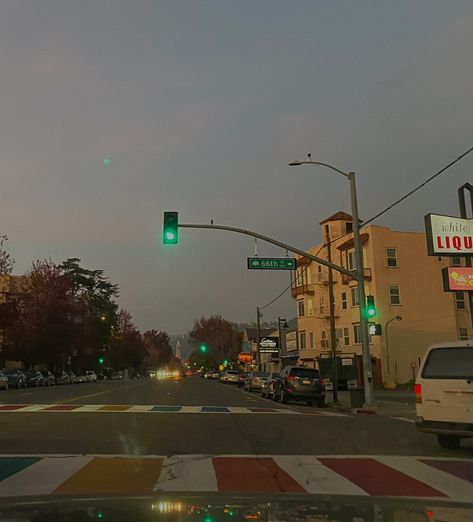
[
  {"x1": 280, "y1": 388, "x2": 288, "y2": 404},
  {"x1": 437, "y1": 434, "x2": 460, "y2": 449}
]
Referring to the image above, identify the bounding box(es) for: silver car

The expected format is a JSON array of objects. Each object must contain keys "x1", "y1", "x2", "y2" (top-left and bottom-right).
[{"x1": 222, "y1": 369, "x2": 239, "y2": 384}]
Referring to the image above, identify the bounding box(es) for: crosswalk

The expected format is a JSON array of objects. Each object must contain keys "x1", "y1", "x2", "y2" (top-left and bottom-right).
[
  {"x1": 0, "y1": 403, "x2": 348, "y2": 415},
  {"x1": 0, "y1": 454, "x2": 471, "y2": 500}
]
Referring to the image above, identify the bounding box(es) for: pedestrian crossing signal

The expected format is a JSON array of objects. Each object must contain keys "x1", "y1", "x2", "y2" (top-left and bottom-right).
[{"x1": 163, "y1": 212, "x2": 179, "y2": 244}]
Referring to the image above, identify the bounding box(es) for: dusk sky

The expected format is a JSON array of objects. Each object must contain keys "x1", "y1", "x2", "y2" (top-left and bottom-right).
[{"x1": 2, "y1": 1, "x2": 473, "y2": 334}]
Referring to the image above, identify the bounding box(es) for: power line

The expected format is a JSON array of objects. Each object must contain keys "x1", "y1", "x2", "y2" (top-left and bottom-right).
[{"x1": 258, "y1": 144, "x2": 473, "y2": 312}]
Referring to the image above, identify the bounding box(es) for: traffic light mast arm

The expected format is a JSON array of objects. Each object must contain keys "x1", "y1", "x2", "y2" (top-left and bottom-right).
[{"x1": 178, "y1": 223, "x2": 355, "y2": 278}]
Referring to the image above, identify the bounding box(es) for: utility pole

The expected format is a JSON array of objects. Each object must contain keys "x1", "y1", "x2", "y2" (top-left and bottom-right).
[
  {"x1": 325, "y1": 225, "x2": 338, "y2": 402},
  {"x1": 256, "y1": 307, "x2": 261, "y2": 369},
  {"x1": 458, "y1": 183, "x2": 473, "y2": 330}
]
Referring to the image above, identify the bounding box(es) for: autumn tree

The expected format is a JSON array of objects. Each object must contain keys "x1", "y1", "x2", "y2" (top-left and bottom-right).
[
  {"x1": 143, "y1": 330, "x2": 173, "y2": 368},
  {"x1": 0, "y1": 235, "x2": 14, "y2": 275},
  {"x1": 189, "y1": 315, "x2": 241, "y2": 362},
  {"x1": 108, "y1": 310, "x2": 147, "y2": 370}
]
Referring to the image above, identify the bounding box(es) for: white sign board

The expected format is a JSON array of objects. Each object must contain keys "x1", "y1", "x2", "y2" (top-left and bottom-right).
[
  {"x1": 341, "y1": 358, "x2": 353, "y2": 366},
  {"x1": 425, "y1": 214, "x2": 473, "y2": 256}
]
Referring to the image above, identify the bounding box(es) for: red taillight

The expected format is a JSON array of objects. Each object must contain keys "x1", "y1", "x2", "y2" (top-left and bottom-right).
[
  {"x1": 415, "y1": 383, "x2": 422, "y2": 403},
  {"x1": 287, "y1": 375, "x2": 297, "y2": 381}
]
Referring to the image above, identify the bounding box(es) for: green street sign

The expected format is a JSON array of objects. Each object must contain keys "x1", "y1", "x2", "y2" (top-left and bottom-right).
[{"x1": 247, "y1": 257, "x2": 297, "y2": 270}]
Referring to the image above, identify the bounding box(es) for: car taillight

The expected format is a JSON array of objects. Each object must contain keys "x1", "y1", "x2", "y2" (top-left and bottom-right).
[
  {"x1": 415, "y1": 383, "x2": 422, "y2": 403},
  {"x1": 287, "y1": 375, "x2": 297, "y2": 381}
]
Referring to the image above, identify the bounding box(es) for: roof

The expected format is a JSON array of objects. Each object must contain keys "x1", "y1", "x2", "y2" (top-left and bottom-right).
[
  {"x1": 337, "y1": 233, "x2": 369, "y2": 251},
  {"x1": 319, "y1": 211, "x2": 352, "y2": 225}
]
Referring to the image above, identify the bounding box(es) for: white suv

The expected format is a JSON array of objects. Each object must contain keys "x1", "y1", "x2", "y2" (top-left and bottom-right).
[{"x1": 85, "y1": 371, "x2": 97, "y2": 382}]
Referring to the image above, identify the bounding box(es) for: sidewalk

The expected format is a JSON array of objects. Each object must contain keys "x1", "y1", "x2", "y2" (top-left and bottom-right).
[{"x1": 327, "y1": 389, "x2": 416, "y2": 419}]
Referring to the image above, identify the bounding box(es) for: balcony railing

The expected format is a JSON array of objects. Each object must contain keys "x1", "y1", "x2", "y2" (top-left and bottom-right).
[{"x1": 291, "y1": 284, "x2": 315, "y2": 298}]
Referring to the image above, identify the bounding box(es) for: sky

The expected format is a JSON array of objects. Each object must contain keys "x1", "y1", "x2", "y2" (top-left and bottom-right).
[{"x1": 1, "y1": 1, "x2": 473, "y2": 334}]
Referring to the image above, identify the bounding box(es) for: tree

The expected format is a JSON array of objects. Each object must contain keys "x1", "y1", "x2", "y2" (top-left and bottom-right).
[
  {"x1": 0, "y1": 235, "x2": 14, "y2": 275},
  {"x1": 4, "y1": 260, "x2": 82, "y2": 369},
  {"x1": 188, "y1": 315, "x2": 241, "y2": 362},
  {"x1": 143, "y1": 330, "x2": 173, "y2": 368},
  {"x1": 108, "y1": 309, "x2": 147, "y2": 370}
]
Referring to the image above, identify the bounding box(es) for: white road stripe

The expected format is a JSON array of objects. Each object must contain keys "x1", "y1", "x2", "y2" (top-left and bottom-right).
[
  {"x1": 155, "y1": 455, "x2": 217, "y2": 491},
  {"x1": 0, "y1": 456, "x2": 93, "y2": 497},
  {"x1": 274, "y1": 456, "x2": 367, "y2": 496},
  {"x1": 390, "y1": 417, "x2": 415, "y2": 423},
  {"x1": 376, "y1": 456, "x2": 473, "y2": 502}
]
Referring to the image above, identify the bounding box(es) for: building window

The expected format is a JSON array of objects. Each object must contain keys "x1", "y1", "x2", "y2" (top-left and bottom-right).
[
  {"x1": 459, "y1": 328, "x2": 469, "y2": 340},
  {"x1": 455, "y1": 291, "x2": 466, "y2": 310},
  {"x1": 451, "y1": 256, "x2": 461, "y2": 267},
  {"x1": 353, "y1": 324, "x2": 361, "y2": 344},
  {"x1": 297, "y1": 300, "x2": 305, "y2": 317},
  {"x1": 348, "y1": 250, "x2": 356, "y2": 271},
  {"x1": 386, "y1": 247, "x2": 398, "y2": 267},
  {"x1": 296, "y1": 267, "x2": 304, "y2": 287},
  {"x1": 389, "y1": 285, "x2": 401, "y2": 305},
  {"x1": 343, "y1": 327, "x2": 350, "y2": 346},
  {"x1": 319, "y1": 295, "x2": 325, "y2": 315},
  {"x1": 299, "y1": 331, "x2": 307, "y2": 350},
  {"x1": 307, "y1": 299, "x2": 313, "y2": 317},
  {"x1": 351, "y1": 286, "x2": 359, "y2": 306},
  {"x1": 306, "y1": 267, "x2": 312, "y2": 284},
  {"x1": 346, "y1": 222, "x2": 353, "y2": 234},
  {"x1": 341, "y1": 292, "x2": 347, "y2": 310},
  {"x1": 309, "y1": 332, "x2": 314, "y2": 349}
]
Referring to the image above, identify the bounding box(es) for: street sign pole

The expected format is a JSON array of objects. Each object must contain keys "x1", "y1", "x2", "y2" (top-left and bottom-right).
[{"x1": 458, "y1": 183, "x2": 473, "y2": 330}]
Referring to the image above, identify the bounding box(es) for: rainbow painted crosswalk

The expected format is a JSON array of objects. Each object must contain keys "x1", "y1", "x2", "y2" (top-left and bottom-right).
[{"x1": 0, "y1": 454, "x2": 471, "y2": 500}]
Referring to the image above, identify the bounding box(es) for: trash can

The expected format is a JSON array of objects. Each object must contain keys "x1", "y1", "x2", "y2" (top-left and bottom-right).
[{"x1": 350, "y1": 388, "x2": 365, "y2": 409}]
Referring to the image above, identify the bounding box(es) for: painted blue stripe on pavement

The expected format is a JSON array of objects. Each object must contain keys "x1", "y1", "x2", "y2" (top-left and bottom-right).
[
  {"x1": 201, "y1": 406, "x2": 230, "y2": 413},
  {"x1": 0, "y1": 457, "x2": 41, "y2": 481}
]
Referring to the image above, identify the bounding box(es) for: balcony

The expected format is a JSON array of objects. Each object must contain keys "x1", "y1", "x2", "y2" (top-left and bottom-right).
[
  {"x1": 291, "y1": 284, "x2": 315, "y2": 298},
  {"x1": 341, "y1": 268, "x2": 372, "y2": 285}
]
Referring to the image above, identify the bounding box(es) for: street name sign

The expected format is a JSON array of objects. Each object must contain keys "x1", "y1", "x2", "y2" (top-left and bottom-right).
[{"x1": 247, "y1": 257, "x2": 296, "y2": 270}]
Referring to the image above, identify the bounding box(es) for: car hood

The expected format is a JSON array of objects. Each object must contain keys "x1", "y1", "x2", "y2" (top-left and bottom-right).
[{"x1": 0, "y1": 493, "x2": 470, "y2": 521}]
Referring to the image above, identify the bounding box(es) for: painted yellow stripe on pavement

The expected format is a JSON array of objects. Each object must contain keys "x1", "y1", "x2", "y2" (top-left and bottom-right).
[
  {"x1": 53, "y1": 457, "x2": 163, "y2": 495},
  {"x1": 55, "y1": 382, "x2": 145, "y2": 404}
]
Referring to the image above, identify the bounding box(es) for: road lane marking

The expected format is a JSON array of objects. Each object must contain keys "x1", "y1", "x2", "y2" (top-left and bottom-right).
[
  {"x1": 155, "y1": 455, "x2": 217, "y2": 491},
  {"x1": 273, "y1": 456, "x2": 367, "y2": 495},
  {"x1": 0, "y1": 455, "x2": 470, "y2": 499},
  {"x1": 54, "y1": 382, "x2": 146, "y2": 404},
  {"x1": 53, "y1": 456, "x2": 163, "y2": 495}
]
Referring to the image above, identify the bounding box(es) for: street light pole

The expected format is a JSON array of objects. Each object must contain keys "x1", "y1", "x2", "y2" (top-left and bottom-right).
[
  {"x1": 385, "y1": 315, "x2": 402, "y2": 389},
  {"x1": 256, "y1": 307, "x2": 261, "y2": 370},
  {"x1": 289, "y1": 159, "x2": 375, "y2": 406}
]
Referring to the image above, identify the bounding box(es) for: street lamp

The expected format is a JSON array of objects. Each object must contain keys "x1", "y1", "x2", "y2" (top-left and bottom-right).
[
  {"x1": 289, "y1": 157, "x2": 375, "y2": 406},
  {"x1": 385, "y1": 315, "x2": 402, "y2": 389},
  {"x1": 278, "y1": 317, "x2": 289, "y2": 369}
]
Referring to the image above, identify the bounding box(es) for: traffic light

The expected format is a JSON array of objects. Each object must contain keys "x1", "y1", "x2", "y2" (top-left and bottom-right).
[
  {"x1": 223, "y1": 359, "x2": 229, "y2": 366},
  {"x1": 163, "y1": 211, "x2": 179, "y2": 244},
  {"x1": 98, "y1": 356, "x2": 105, "y2": 365},
  {"x1": 200, "y1": 343, "x2": 208, "y2": 353},
  {"x1": 365, "y1": 295, "x2": 376, "y2": 318}
]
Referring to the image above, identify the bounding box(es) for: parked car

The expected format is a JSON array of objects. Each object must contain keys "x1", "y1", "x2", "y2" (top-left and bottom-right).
[
  {"x1": 42, "y1": 371, "x2": 56, "y2": 386},
  {"x1": 273, "y1": 366, "x2": 325, "y2": 407},
  {"x1": 76, "y1": 371, "x2": 87, "y2": 383},
  {"x1": 415, "y1": 340, "x2": 473, "y2": 449},
  {"x1": 221, "y1": 369, "x2": 239, "y2": 384},
  {"x1": 67, "y1": 371, "x2": 78, "y2": 384},
  {"x1": 55, "y1": 372, "x2": 70, "y2": 385},
  {"x1": 244, "y1": 371, "x2": 269, "y2": 392},
  {"x1": 0, "y1": 372, "x2": 9, "y2": 390},
  {"x1": 3, "y1": 368, "x2": 27, "y2": 388},
  {"x1": 238, "y1": 372, "x2": 249, "y2": 388},
  {"x1": 261, "y1": 372, "x2": 279, "y2": 398},
  {"x1": 85, "y1": 371, "x2": 97, "y2": 382},
  {"x1": 25, "y1": 371, "x2": 45, "y2": 387},
  {"x1": 110, "y1": 371, "x2": 124, "y2": 380}
]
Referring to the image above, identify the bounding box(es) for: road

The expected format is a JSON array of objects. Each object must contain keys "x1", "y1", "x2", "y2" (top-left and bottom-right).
[
  {"x1": 0, "y1": 375, "x2": 471, "y2": 457},
  {"x1": 0, "y1": 376, "x2": 472, "y2": 499}
]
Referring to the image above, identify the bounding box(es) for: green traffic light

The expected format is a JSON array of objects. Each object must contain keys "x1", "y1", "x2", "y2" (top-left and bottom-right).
[
  {"x1": 223, "y1": 359, "x2": 228, "y2": 365},
  {"x1": 99, "y1": 356, "x2": 105, "y2": 364},
  {"x1": 365, "y1": 295, "x2": 376, "y2": 318},
  {"x1": 163, "y1": 211, "x2": 179, "y2": 245},
  {"x1": 200, "y1": 344, "x2": 208, "y2": 353}
]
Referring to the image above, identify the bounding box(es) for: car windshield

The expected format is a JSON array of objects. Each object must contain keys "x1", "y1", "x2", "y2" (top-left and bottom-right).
[
  {"x1": 422, "y1": 347, "x2": 473, "y2": 379},
  {"x1": 0, "y1": 1, "x2": 471, "y2": 508}
]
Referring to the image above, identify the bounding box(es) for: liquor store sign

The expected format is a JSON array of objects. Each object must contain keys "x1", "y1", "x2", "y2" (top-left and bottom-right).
[{"x1": 425, "y1": 214, "x2": 473, "y2": 256}]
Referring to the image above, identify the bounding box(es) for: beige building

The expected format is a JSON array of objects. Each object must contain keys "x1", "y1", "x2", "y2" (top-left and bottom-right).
[{"x1": 291, "y1": 212, "x2": 471, "y2": 386}]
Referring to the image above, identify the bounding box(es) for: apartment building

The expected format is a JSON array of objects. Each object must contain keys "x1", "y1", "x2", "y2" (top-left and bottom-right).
[{"x1": 291, "y1": 212, "x2": 470, "y2": 386}]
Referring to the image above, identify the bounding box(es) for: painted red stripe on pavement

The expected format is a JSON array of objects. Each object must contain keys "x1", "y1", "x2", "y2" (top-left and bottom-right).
[
  {"x1": 421, "y1": 459, "x2": 473, "y2": 484},
  {"x1": 45, "y1": 405, "x2": 80, "y2": 411},
  {"x1": 0, "y1": 405, "x2": 27, "y2": 411},
  {"x1": 212, "y1": 457, "x2": 305, "y2": 492},
  {"x1": 319, "y1": 458, "x2": 446, "y2": 497}
]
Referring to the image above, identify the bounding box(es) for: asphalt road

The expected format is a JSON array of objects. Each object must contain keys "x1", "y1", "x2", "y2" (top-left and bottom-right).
[{"x1": 0, "y1": 376, "x2": 472, "y2": 457}]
